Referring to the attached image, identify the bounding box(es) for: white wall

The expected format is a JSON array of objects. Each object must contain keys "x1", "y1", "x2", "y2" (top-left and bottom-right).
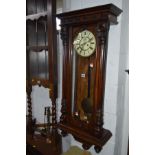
[
  {"x1": 31, "y1": 86, "x2": 51, "y2": 123},
  {"x1": 114, "y1": 0, "x2": 129, "y2": 154},
  {"x1": 61, "y1": 0, "x2": 129, "y2": 155}
]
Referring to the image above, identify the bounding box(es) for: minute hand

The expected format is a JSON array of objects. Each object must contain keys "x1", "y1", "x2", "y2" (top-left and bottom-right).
[
  {"x1": 80, "y1": 41, "x2": 86, "y2": 49},
  {"x1": 80, "y1": 38, "x2": 89, "y2": 48}
]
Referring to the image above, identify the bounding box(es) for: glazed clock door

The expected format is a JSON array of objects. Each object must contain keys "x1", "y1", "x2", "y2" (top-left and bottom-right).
[{"x1": 71, "y1": 27, "x2": 97, "y2": 128}]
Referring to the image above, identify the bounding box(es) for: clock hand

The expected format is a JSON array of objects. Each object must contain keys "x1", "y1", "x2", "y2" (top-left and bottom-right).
[
  {"x1": 80, "y1": 38, "x2": 89, "y2": 49},
  {"x1": 88, "y1": 37, "x2": 93, "y2": 42},
  {"x1": 81, "y1": 37, "x2": 93, "y2": 48},
  {"x1": 79, "y1": 41, "x2": 86, "y2": 50}
]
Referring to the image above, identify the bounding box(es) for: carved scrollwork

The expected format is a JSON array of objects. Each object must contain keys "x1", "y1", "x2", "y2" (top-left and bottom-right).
[
  {"x1": 26, "y1": 84, "x2": 33, "y2": 135},
  {"x1": 82, "y1": 143, "x2": 91, "y2": 150},
  {"x1": 60, "y1": 26, "x2": 69, "y2": 46},
  {"x1": 61, "y1": 130, "x2": 68, "y2": 137},
  {"x1": 96, "y1": 22, "x2": 110, "y2": 45},
  {"x1": 94, "y1": 145, "x2": 102, "y2": 153},
  {"x1": 27, "y1": 85, "x2": 32, "y2": 121},
  {"x1": 49, "y1": 83, "x2": 54, "y2": 99},
  {"x1": 49, "y1": 84, "x2": 57, "y2": 131},
  {"x1": 51, "y1": 101, "x2": 57, "y2": 130},
  {"x1": 94, "y1": 109, "x2": 103, "y2": 137},
  {"x1": 96, "y1": 22, "x2": 110, "y2": 71},
  {"x1": 26, "y1": 12, "x2": 48, "y2": 21},
  {"x1": 60, "y1": 99, "x2": 67, "y2": 124},
  {"x1": 31, "y1": 78, "x2": 50, "y2": 88},
  {"x1": 60, "y1": 99, "x2": 68, "y2": 137}
]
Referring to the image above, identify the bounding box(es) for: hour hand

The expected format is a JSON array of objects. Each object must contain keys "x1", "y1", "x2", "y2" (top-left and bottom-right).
[
  {"x1": 80, "y1": 38, "x2": 88, "y2": 47},
  {"x1": 73, "y1": 39, "x2": 80, "y2": 45}
]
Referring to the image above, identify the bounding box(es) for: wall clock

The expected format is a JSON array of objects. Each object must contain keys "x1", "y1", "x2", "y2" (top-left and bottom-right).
[{"x1": 56, "y1": 4, "x2": 122, "y2": 153}]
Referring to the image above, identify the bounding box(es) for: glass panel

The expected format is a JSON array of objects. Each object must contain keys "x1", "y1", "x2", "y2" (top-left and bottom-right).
[
  {"x1": 72, "y1": 51, "x2": 95, "y2": 123},
  {"x1": 37, "y1": 0, "x2": 47, "y2": 13},
  {"x1": 27, "y1": 21, "x2": 37, "y2": 46},
  {"x1": 26, "y1": 0, "x2": 36, "y2": 15},
  {"x1": 29, "y1": 50, "x2": 38, "y2": 78},
  {"x1": 27, "y1": 19, "x2": 47, "y2": 47},
  {"x1": 37, "y1": 18, "x2": 47, "y2": 46},
  {"x1": 26, "y1": 0, "x2": 47, "y2": 15},
  {"x1": 45, "y1": 50, "x2": 49, "y2": 79},
  {"x1": 29, "y1": 50, "x2": 49, "y2": 80},
  {"x1": 37, "y1": 50, "x2": 46, "y2": 79},
  {"x1": 71, "y1": 49, "x2": 77, "y2": 114}
]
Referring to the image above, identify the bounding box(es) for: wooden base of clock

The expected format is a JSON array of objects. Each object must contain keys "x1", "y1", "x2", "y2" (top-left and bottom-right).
[{"x1": 58, "y1": 123, "x2": 112, "y2": 153}]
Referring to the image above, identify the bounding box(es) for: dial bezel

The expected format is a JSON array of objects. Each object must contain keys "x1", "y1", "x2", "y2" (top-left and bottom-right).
[{"x1": 73, "y1": 30, "x2": 96, "y2": 57}]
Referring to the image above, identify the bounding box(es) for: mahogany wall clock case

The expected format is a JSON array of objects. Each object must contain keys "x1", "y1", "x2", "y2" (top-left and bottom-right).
[{"x1": 57, "y1": 3, "x2": 122, "y2": 153}]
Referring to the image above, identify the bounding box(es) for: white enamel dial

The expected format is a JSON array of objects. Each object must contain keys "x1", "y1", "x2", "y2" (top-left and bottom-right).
[{"x1": 73, "y1": 30, "x2": 96, "y2": 57}]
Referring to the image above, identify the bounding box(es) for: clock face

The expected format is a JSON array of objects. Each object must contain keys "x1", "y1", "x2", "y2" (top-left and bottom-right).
[{"x1": 73, "y1": 30, "x2": 96, "y2": 57}]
